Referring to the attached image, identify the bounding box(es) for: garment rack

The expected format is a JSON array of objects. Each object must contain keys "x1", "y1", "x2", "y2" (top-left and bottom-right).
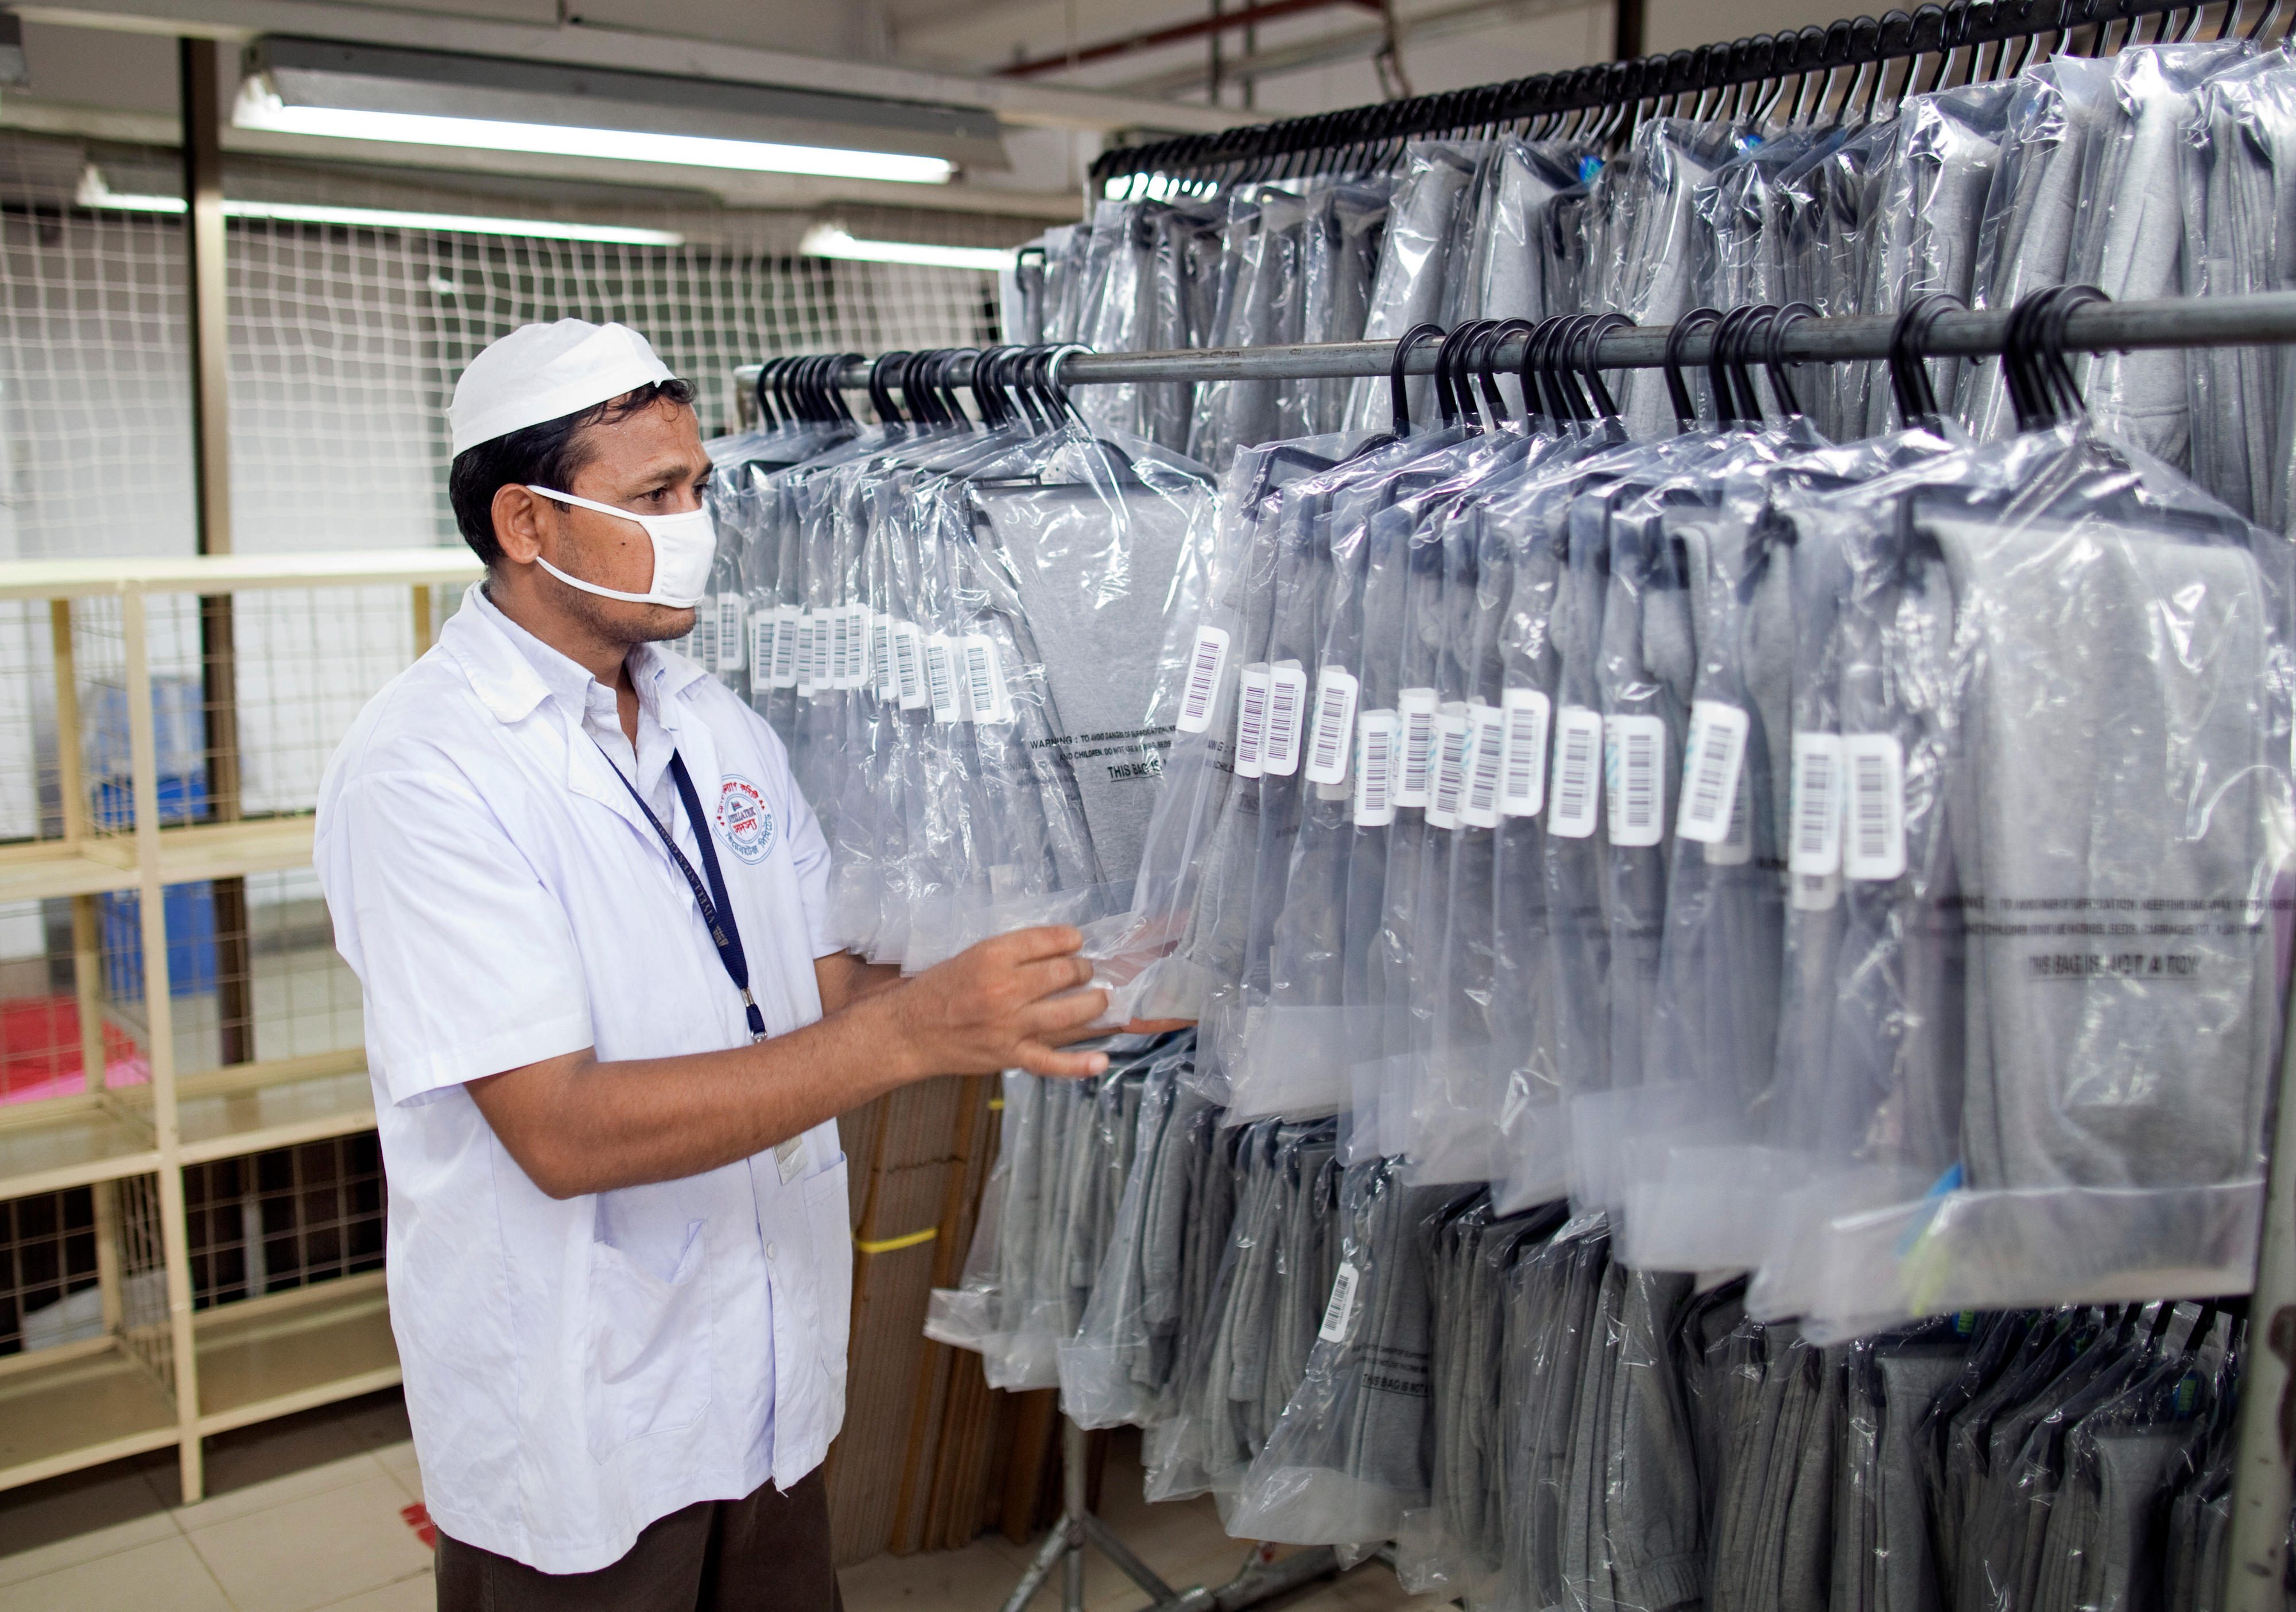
[{"x1": 734, "y1": 288, "x2": 2296, "y2": 1612}]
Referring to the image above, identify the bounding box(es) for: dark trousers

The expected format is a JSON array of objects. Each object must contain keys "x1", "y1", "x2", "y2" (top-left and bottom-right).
[{"x1": 435, "y1": 1468, "x2": 841, "y2": 1612}]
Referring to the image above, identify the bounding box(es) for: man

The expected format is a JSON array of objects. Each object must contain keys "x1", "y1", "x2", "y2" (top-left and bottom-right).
[{"x1": 314, "y1": 320, "x2": 1111, "y2": 1610}]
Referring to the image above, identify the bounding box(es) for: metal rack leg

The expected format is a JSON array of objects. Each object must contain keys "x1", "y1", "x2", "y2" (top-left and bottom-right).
[{"x1": 994, "y1": 1416, "x2": 1342, "y2": 1612}]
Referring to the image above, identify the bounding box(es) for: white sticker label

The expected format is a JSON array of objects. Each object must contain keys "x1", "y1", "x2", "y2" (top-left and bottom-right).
[
  {"x1": 1305, "y1": 667, "x2": 1360, "y2": 786},
  {"x1": 1499, "y1": 688, "x2": 1552, "y2": 819},
  {"x1": 829, "y1": 605, "x2": 854, "y2": 688},
  {"x1": 1177, "y1": 624, "x2": 1231, "y2": 735},
  {"x1": 770, "y1": 606, "x2": 801, "y2": 689},
  {"x1": 1263, "y1": 664, "x2": 1309, "y2": 777},
  {"x1": 924, "y1": 632, "x2": 960, "y2": 723},
  {"x1": 895, "y1": 622, "x2": 926, "y2": 710},
  {"x1": 1355, "y1": 709, "x2": 1400, "y2": 827},
  {"x1": 850, "y1": 606, "x2": 873, "y2": 689},
  {"x1": 1607, "y1": 714, "x2": 1667, "y2": 849},
  {"x1": 1794, "y1": 872, "x2": 1843, "y2": 912},
  {"x1": 716, "y1": 596, "x2": 745, "y2": 673},
  {"x1": 811, "y1": 608, "x2": 833, "y2": 692},
  {"x1": 1788, "y1": 733, "x2": 1845, "y2": 877},
  {"x1": 963, "y1": 634, "x2": 1011, "y2": 724},
  {"x1": 1318, "y1": 1261, "x2": 1360, "y2": 1344},
  {"x1": 874, "y1": 613, "x2": 898, "y2": 699},
  {"x1": 1234, "y1": 665, "x2": 1273, "y2": 780},
  {"x1": 1677, "y1": 701, "x2": 1750, "y2": 844},
  {"x1": 794, "y1": 611, "x2": 816, "y2": 696},
  {"x1": 1843, "y1": 733, "x2": 1907, "y2": 881},
  {"x1": 1463, "y1": 703, "x2": 1508, "y2": 828},
  {"x1": 693, "y1": 597, "x2": 720, "y2": 671},
  {"x1": 1396, "y1": 688, "x2": 1439, "y2": 809},
  {"x1": 1549, "y1": 706, "x2": 1604, "y2": 838},
  {"x1": 1429, "y1": 707, "x2": 1472, "y2": 830},
  {"x1": 762, "y1": 611, "x2": 790, "y2": 680}
]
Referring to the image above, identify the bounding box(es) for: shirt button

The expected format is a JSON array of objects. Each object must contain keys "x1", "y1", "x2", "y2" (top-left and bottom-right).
[{"x1": 766, "y1": 1243, "x2": 778, "y2": 1261}]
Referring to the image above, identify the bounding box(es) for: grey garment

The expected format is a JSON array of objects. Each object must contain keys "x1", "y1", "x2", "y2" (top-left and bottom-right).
[
  {"x1": 972, "y1": 468, "x2": 1215, "y2": 889},
  {"x1": 2069, "y1": 43, "x2": 2254, "y2": 467},
  {"x1": 1958, "y1": 57, "x2": 2120, "y2": 443},
  {"x1": 1344, "y1": 142, "x2": 1487, "y2": 431},
  {"x1": 1192, "y1": 187, "x2": 1309, "y2": 471},
  {"x1": 1294, "y1": 181, "x2": 1392, "y2": 437},
  {"x1": 1503, "y1": 1216, "x2": 1612, "y2": 1612},
  {"x1": 1930, "y1": 513, "x2": 2279, "y2": 1192}
]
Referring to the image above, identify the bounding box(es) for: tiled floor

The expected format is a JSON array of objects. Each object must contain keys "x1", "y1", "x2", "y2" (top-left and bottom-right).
[{"x1": 0, "y1": 1393, "x2": 1444, "y2": 1612}]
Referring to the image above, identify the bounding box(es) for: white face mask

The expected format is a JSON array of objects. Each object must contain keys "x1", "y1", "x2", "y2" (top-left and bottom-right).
[{"x1": 524, "y1": 484, "x2": 717, "y2": 609}]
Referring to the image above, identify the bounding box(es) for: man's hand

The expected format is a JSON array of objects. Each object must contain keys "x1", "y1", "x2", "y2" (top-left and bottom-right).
[{"x1": 866, "y1": 926, "x2": 1111, "y2": 1081}]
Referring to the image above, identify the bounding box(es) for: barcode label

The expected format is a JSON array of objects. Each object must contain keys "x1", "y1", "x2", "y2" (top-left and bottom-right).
[
  {"x1": 895, "y1": 622, "x2": 926, "y2": 710},
  {"x1": 1318, "y1": 1262, "x2": 1360, "y2": 1343},
  {"x1": 874, "y1": 613, "x2": 898, "y2": 698},
  {"x1": 963, "y1": 634, "x2": 1011, "y2": 724},
  {"x1": 751, "y1": 614, "x2": 775, "y2": 682},
  {"x1": 1463, "y1": 704, "x2": 1508, "y2": 827},
  {"x1": 812, "y1": 607, "x2": 833, "y2": 691},
  {"x1": 1676, "y1": 701, "x2": 1750, "y2": 844},
  {"x1": 1843, "y1": 733, "x2": 1907, "y2": 881},
  {"x1": 1499, "y1": 688, "x2": 1551, "y2": 817},
  {"x1": 716, "y1": 596, "x2": 745, "y2": 672},
  {"x1": 1788, "y1": 733, "x2": 1845, "y2": 876},
  {"x1": 770, "y1": 606, "x2": 800, "y2": 688},
  {"x1": 1234, "y1": 665, "x2": 1273, "y2": 780},
  {"x1": 794, "y1": 611, "x2": 816, "y2": 696},
  {"x1": 1176, "y1": 625, "x2": 1231, "y2": 734},
  {"x1": 1305, "y1": 668, "x2": 1360, "y2": 786},
  {"x1": 829, "y1": 606, "x2": 852, "y2": 687},
  {"x1": 1428, "y1": 707, "x2": 1472, "y2": 830},
  {"x1": 1263, "y1": 664, "x2": 1309, "y2": 776},
  {"x1": 847, "y1": 606, "x2": 872, "y2": 689},
  {"x1": 1397, "y1": 689, "x2": 1438, "y2": 808},
  {"x1": 1607, "y1": 715, "x2": 1667, "y2": 848},
  {"x1": 1548, "y1": 706, "x2": 1604, "y2": 839},
  {"x1": 924, "y1": 633, "x2": 960, "y2": 723},
  {"x1": 694, "y1": 598, "x2": 719, "y2": 671},
  {"x1": 1355, "y1": 710, "x2": 1400, "y2": 826}
]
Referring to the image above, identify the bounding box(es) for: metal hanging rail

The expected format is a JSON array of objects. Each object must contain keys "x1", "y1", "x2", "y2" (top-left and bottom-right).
[
  {"x1": 1085, "y1": 0, "x2": 2223, "y2": 183},
  {"x1": 733, "y1": 290, "x2": 2296, "y2": 395}
]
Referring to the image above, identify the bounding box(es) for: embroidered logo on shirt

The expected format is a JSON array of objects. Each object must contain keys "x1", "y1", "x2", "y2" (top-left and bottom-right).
[{"x1": 717, "y1": 776, "x2": 775, "y2": 864}]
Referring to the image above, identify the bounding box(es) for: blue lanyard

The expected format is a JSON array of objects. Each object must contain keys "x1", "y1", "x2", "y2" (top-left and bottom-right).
[{"x1": 599, "y1": 745, "x2": 767, "y2": 1042}]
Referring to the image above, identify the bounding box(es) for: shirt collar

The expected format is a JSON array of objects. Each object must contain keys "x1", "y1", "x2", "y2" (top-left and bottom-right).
[{"x1": 444, "y1": 584, "x2": 709, "y2": 728}]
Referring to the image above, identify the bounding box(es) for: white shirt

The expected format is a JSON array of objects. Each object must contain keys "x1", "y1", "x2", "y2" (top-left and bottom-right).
[{"x1": 314, "y1": 587, "x2": 849, "y2": 1574}]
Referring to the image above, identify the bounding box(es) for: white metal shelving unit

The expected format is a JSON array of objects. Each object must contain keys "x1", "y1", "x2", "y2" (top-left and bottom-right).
[{"x1": 0, "y1": 545, "x2": 480, "y2": 1503}]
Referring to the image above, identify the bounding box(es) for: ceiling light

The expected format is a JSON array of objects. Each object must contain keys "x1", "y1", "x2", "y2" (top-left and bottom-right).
[
  {"x1": 232, "y1": 37, "x2": 998, "y2": 185},
  {"x1": 800, "y1": 224, "x2": 1015, "y2": 272},
  {"x1": 75, "y1": 168, "x2": 686, "y2": 246}
]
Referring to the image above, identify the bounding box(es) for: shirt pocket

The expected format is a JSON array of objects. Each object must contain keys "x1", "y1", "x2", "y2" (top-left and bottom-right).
[
  {"x1": 800, "y1": 1160, "x2": 852, "y2": 1404},
  {"x1": 583, "y1": 1217, "x2": 712, "y2": 1462}
]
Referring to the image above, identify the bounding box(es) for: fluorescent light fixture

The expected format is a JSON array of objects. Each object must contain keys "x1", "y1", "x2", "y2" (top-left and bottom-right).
[
  {"x1": 236, "y1": 85, "x2": 953, "y2": 184},
  {"x1": 75, "y1": 168, "x2": 685, "y2": 246},
  {"x1": 800, "y1": 224, "x2": 1015, "y2": 272},
  {"x1": 231, "y1": 38, "x2": 998, "y2": 185}
]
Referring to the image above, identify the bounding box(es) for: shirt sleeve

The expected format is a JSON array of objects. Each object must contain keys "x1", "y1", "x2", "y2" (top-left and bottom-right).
[{"x1": 325, "y1": 768, "x2": 594, "y2": 1106}]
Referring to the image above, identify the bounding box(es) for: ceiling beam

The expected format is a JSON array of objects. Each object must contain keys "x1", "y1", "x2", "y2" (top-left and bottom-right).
[
  {"x1": 996, "y1": 0, "x2": 1382, "y2": 78},
  {"x1": 1108, "y1": 0, "x2": 1593, "y2": 95},
  {"x1": 11, "y1": 0, "x2": 1258, "y2": 134}
]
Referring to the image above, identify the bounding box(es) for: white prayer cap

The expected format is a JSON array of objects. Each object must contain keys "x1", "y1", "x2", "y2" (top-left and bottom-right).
[{"x1": 448, "y1": 320, "x2": 678, "y2": 456}]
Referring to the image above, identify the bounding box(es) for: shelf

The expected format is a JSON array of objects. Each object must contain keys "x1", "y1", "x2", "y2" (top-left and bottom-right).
[
  {"x1": 0, "y1": 837, "x2": 138, "y2": 902},
  {"x1": 177, "y1": 1061, "x2": 374, "y2": 1165},
  {"x1": 0, "y1": 1338, "x2": 180, "y2": 1490},
  {"x1": 194, "y1": 1272, "x2": 398, "y2": 1436},
  {"x1": 0, "y1": 547, "x2": 482, "y2": 602},
  {"x1": 0, "y1": 817, "x2": 316, "y2": 905},
  {"x1": 0, "y1": 1092, "x2": 161, "y2": 1200}
]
